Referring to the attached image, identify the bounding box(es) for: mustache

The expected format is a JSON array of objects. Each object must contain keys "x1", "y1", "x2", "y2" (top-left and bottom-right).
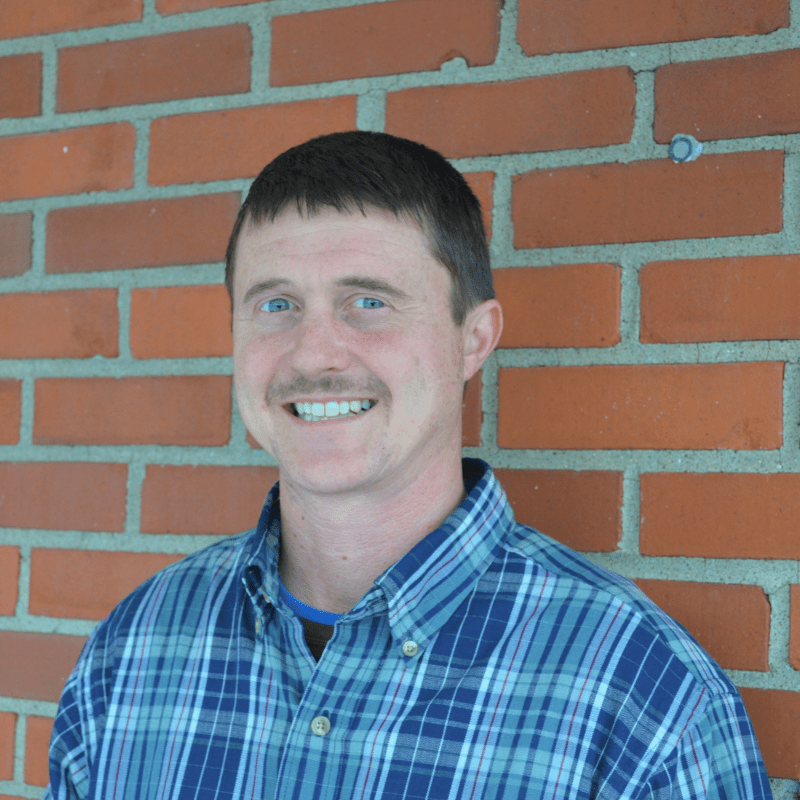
[{"x1": 267, "y1": 374, "x2": 390, "y2": 405}]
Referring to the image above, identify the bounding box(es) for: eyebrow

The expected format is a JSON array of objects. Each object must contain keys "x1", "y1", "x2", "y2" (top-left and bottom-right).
[{"x1": 241, "y1": 275, "x2": 413, "y2": 306}]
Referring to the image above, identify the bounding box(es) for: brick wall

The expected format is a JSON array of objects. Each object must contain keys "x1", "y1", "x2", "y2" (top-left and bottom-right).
[{"x1": 0, "y1": 0, "x2": 798, "y2": 796}]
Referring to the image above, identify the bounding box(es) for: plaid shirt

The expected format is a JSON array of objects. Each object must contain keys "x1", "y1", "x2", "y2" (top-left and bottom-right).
[{"x1": 46, "y1": 459, "x2": 770, "y2": 800}]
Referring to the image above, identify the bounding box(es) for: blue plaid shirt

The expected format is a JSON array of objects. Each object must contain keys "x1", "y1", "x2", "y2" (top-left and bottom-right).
[{"x1": 46, "y1": 459, "x2": 770, "y2": 800}]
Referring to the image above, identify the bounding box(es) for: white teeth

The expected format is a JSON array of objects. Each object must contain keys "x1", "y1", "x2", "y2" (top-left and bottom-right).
[{"x1": 292, "y1": 399, "x2": 375, "y2": 422}]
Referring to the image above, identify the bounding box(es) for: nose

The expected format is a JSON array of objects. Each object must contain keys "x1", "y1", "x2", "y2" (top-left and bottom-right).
[{"x1": 288, "y1": 308, "x2": 351, "y2": 376}]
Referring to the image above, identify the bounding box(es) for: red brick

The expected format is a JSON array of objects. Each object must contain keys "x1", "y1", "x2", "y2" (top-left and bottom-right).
[
  {"x1": 641, "y1": 255, "x2": 800, "y2": 343},
  {"x1": 30, "y1": 549, "x2": 183, "y2": 620},
  {"x1": 0, "y1": 712, "x2": 14, "y2": 781},
  {"x1": 0, "y1": 53, "x2": 41, "y2": 118},
  {"x1": 494, "y1": 469, "x2": 621, "y2": 552},
  {"x1": 655, "y1": 49, "x2": 800, "y2": 143},
  {"x1": 512, "y1": 151, "x2": 783, "y2": 250},
  {"x1": 462, "y1": 371, "x2": 482, "y2": 447},
  {"x1": 0, "y1": 381, "x2": 21, "y2": 445},
  {"x1": 0, "y1": 289, "x2": 118, "y2": 358},
  {"x1": 0, "y1": 546, "x2": 20, "y2": 615},
  {"x1": 0, "y1": 632, "x2": 85, "y2": 702},
  {"x1": 641, "y1": 473, "x2": 800, "y2": 560},
  {"x1": 0, "y1": 0, "x2": 142, "y2": 38},
  {"x1": 271, "y1": 0, "x2": 500, "y2": 86},
  {"x1": 635, "y1": 580, "x2": 769, "y2": 671},
  {"x1": 494, "y1": 264, "x2": 620, "y2": 349},
  {"x1": 23, "y1": 715, "x2": 51, "y2": 787},
  {"x1": 46, "y1": 194, "x2": 240, "y2": 274},
  {"x1": 0, "y1": 124, "x2": 135, "y2": 202},
  {"x1": 498, "y1": 362, "x2": 782, "y2": 451},
  {"x1": 387, "y1": 68, "x2": 634, "y2": 158},
  {"x1": 791, "y1": 585, "x2": 800, "y2": 670},
  {"x1": 0, "y1": 462, "x2": 126, "y2": 532},
  {"x1": 140, "y1": 464, "x2": 278, "y2": 534},
  {"x1": 517, "y1": 0, "x2": 788, "y2": 55},
  {"x1": 58, "y1": 26, "x2": 251, "y2": 113},
  {"x1": 34, "y1": 376, "x2": 231, "y2": 446},
  {"x1": 464, "y1": 172, "x2": 493, "y2": 241},
  {"x1": 158, "y1": 0, "x2": 265, "y2": 13},
  {"x1": 149, "y1": 97, "x2": 356, "y2": 186},
  {"x1": 0, "y1": 212, "x2": 32, "y2": 277},
  {"x1": 739, "y1": 688, "x2": 800, "y2": 778},
  {"x1": 130, "y1": 285, "x2": 232, "y2": 359}
]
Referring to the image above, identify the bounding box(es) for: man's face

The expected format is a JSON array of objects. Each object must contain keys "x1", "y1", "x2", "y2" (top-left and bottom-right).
[{"x1": 232, "y1": 206, "x2": 474, "y2": 499}]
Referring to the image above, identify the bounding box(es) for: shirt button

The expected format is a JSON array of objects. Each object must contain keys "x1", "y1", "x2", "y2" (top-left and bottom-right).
[
  {"x1": 310, "y1": 715, "x2": 331, "y2": 736},
  {"x1": 401, "y1": 640, "x2": 419, "y2": 657}
]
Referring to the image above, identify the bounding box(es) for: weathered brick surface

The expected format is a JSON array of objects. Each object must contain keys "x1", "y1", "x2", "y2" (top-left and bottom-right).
[
  {"x1": 0, "y1": 124, "x2": 135, "y2": 202},
  {"x1": 791, "y1": 585, "x2": 800, "y2": 670},
  {"x1": 57, "y1": 26, "x2": 251, "y2": 112},
  {"x1": 0, "y1": 381, "x2": 21, "y2": 445},
  {"x1": 517, "y1": 0, "x2": 788, "y2": 55},
  {"x1": 655, "y1": 49, "x2": 800, "y2": 142},
  {"x1": 641, "y1": 256, "x2": 800, "y2": 343},
  {"x1": 0, "y1": 0, "x2": 142, "y2": 38},
  {"x1": 494, "y1": 264, "x2": 620, "y2": 349},
  {"x1": 635, "y1": 580, "x2": 769, "y2": 671},
  {"x1": 29, "y1": 549, "x2": 183, "y2": 620},
  {"x1": 0, "y1": 53, "x2": 41, "y2": 118},
  {"x1": 0, "y1": 712, "x2": 14, "y2": 781},
  {"x1": 739, "y1": 688, "x2": 800, "y2": 778},
  {"x1": 0, "y1": 289, "x2": 118, "y2": 359},
  {"x1": 271, "y1": 0, "x2": 501, "y2": 86},
  {"x1": 157, "y1": 0, "x2": 264, "y2": 13},
  {"x1": 494, "y1": 469, "x2": 622, "y2": 552},
  {"x1": 0, "y1": 546, "x2": 20, "y2": 615},
  {"x1": 498, "y1": 363, "x2": 782, "y2": 451},
  {"x1": 640, "y1": 473, "x2": 800, "y2": 560},
  {"x1": 512, "y1": 151, "x2": 783, "y2": 249},
  {"x1": 140, "y1": 464, "x2": 278, "y2": 534},
  {"x1": 148, "y1": 97, "x2": 357, "y2": 186},
  {"x1": 0, "y1": 211, "x2": 32, "y2": 276},
  {"x1": 23, "y1": 716, "x2": 52, "y2": 787},
  {"x1": 386, "y1": 68, "x2": 634, "y2": 158},
  {"x1": 0, "y1": 462, "x2": 127, "y2": 532},
  {"x1": 46, "y1": 194, "x2": 240, "y2": 274},
  {"x1": 130, "y1": 285, "x2": 232, "y2": 358},
  {"x1": 34, "y1": 376, "x2": 232, "y2": 446},
  {"x1": 0, "y1": 632, "x2": 86, "y2": 702}
]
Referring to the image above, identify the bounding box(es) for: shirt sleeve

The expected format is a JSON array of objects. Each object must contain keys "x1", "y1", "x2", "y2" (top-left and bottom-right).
[{"x1": 638, "y1": 689, "x2": 771, "y2": 800}]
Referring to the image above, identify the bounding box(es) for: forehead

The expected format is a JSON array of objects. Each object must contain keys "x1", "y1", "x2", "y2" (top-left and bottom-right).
[{"x1": 233, "y1": 206, "x2": 444, "y2": 289}]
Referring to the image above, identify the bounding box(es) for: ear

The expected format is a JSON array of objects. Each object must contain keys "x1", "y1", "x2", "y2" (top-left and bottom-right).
[{"x1": 462, "y1": 299, "x2": 503, "y2": 381}]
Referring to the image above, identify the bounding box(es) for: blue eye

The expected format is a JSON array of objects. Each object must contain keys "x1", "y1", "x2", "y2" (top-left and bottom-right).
[
  {"x1": 354, "y1": 297, "x2": 384, "y2": 309},
  {"x1": 262, "y1": 298, "x2": 293, "y2": 312}
]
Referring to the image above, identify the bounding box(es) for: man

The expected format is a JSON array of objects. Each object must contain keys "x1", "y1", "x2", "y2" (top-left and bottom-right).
[{"x1": 46, "y1": 132, "x2": 770, "y2": 799}]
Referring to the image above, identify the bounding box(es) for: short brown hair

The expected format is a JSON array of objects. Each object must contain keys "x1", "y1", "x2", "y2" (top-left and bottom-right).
[{"x1": 225, "y1": 131, "x2": 493, "y2": 325}]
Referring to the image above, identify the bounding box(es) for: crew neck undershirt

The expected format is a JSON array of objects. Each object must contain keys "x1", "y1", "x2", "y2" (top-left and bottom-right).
[{"x1": 279, "y1": 580, "x2": 340, "y2": 661}]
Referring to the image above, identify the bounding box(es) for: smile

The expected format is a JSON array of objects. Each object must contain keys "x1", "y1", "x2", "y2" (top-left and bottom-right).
[{"x1": 289, "y1": 399, "x2": 376, "y2": 422}]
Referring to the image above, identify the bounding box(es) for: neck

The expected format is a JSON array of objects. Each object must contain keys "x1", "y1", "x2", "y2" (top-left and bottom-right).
[{"x1": 277, "y1": 454, "x2": 466, "y2": 615}]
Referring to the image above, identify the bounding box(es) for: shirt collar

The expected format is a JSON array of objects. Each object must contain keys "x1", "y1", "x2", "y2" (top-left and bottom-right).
[{"x1": 242, "y1": 459, "x2": 515, "y2": 647}]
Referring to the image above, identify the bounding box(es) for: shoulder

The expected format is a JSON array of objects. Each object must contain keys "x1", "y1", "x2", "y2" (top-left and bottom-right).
[
  {"x1": 80, "y1": 529, "x2": 261, "y2": 665},
  {"x1": 501, "y1": 521, "x2": 736, "y2": 698}
]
